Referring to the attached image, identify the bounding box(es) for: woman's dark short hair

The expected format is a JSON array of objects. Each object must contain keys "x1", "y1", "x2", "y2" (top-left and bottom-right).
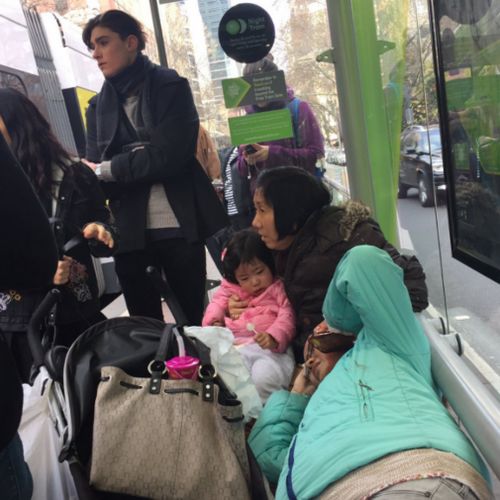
[
  {"x1": 256, "y1": 167, "x2": 331, "y2": 239},
  {"x1": 222, "y1": 229, "x2": 275, "y2": 284},
  {"x1": 83, "y1": 10, "x2": 146, "y2": 51},
  {"x1": 243, "y1": 56, "x2": 278, "y2": 77}
]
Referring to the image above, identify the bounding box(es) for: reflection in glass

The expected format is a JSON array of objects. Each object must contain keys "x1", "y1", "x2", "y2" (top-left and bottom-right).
[{"x1": 434, "y1": 0, "x2": 500, "y2": 280}]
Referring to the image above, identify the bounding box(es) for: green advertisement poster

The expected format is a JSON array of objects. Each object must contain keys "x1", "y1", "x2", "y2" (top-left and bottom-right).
[
  {"x1": 222, "y1": 70, "x2": 287, "y2": 108},
  {"x1": 228, "y1": 109, "x2": 293, "y2": 145}
]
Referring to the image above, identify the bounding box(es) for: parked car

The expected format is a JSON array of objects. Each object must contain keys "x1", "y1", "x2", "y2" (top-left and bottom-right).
[
  {"x1": 325, "y1": 148, "x2": 347, "y2": 166},
  {"x1": 398, "y1": 125, "x2": 445, "y2": 207}
]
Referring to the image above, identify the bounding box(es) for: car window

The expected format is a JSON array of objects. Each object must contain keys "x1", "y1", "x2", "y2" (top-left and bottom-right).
[
  {"x1": 418, "y1": 129, "x2": 442, "y2": 153},
  {"x1": 403, "y1": 131, "x2": 419, "y2": 152}
]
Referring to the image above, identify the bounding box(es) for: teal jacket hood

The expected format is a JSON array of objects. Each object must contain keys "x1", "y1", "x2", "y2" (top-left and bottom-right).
[{"x1": 322, "y1": 245, "x2": 431, "y2": 378}]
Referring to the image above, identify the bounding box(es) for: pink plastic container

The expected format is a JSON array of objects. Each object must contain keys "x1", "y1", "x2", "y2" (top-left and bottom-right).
[{"x1": 165, "y1": 356, "x2": 200, "y2": 380}]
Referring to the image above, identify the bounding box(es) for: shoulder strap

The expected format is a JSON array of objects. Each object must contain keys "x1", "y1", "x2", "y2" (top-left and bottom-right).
[{"x1": 288, "y1": 98, "x2": 301, "y2": 148}]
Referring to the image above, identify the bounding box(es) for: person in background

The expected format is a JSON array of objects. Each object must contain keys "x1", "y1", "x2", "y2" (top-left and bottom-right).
[
  {"x1": 0, "y1": 88, "x2": 116, "y2": 381},
  {"x1": 237, "y1": 56, "x2": 325, "y2": 191},
  {"x1": 196, "y1": 124, "x2": 221, "y2": 180},
  {"x1": 203, "y1": 229, "x2": 295, "y2": 402},
  {"x1": 249, "y1": 245, "x2": 491, "y2": 500},
  {"x1": 221, "y1": 146, "x2": 255, "y2": 231},
  {"x1": 82, "y1": 10, "x2": 227, "y2": 325},
  {"x1": 205, "y1": 145, "x2": 255, "y2": 273},
  {"x1": 0, "y1": 133, "x2": 58, "y2": 500},
  {"x1": 229, "y1": 167, "x2": 428, "y2": 361}
]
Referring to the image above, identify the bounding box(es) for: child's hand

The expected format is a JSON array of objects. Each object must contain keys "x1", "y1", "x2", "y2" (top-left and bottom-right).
[
  {"x1": 212, "y1": 320, "x2": 224, "y2": 327},
  {"x1": 255, "y1": 331, "x2": 278, "y2": 350}
]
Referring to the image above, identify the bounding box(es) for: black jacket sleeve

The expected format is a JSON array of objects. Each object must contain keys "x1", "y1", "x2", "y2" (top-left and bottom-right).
[
  {"x1": 81, "y1": 164, "x2": 119, "y2": 257},
  {"x1": 65, "y1": 163, "x2": 119, "y2": 258},
  {"x1": 85, "y1": 96, "x2": 100, "y2": 163},
  {"x1": 109, "y1": 78, "x2": 199, "y2": 184},
  {"x1": 0, "y1": 135, "x2": 58, "y2": 289}
]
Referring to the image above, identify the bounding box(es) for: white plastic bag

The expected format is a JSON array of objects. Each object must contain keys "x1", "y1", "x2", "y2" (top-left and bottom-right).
[
  {"x1": 19, "y1": 368, "x2": 78, "y2": 500},
  {"x1": 184, "y1": 326, "x2": 263, "y2": 419}
]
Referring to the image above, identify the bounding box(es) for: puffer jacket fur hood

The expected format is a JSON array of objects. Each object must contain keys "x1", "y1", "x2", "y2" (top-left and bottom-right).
[{"x1": 280, "y1": 202, "x2": 428, "y2": 361}]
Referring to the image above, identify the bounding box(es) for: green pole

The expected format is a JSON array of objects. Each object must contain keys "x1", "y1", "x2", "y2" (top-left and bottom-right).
[{"x1": 325, "y1": 0, "x2": 409, "y2": 246}]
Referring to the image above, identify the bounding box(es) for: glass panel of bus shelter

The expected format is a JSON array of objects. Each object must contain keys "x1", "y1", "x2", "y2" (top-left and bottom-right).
[
  {"x1": 157, "y1": 0, "x2": 347, "y2": 195},
  {"x1": 28, "y1": 0, "x2": 498, "y2": 386},
  {"x1": 394, "y1": 0, "x2": 500, "y2": 390}
]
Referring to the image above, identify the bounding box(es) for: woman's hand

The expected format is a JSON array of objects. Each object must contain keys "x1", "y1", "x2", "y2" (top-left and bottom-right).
[
  {"x1": 81, "y1": 158, "x2": 98, "y2": 171},
  {"x1": 53, "y1": 256, "x2": 73, "y2": 285},
  {"x1": 291, "y1": 366, "x2": 319, "y2": 396},
  {"x1": 227, "y1": 294, "x2": 248, "y2": 320},
  {"x1": 243, "y1": 144, "x2": 270, "y2": 165},
  {"x1": 83, "y1": 223, "x2": 114, "y2": 249},
  {"x1": 255, "y1": 331, "x2": 278, "y2": 350},
  {"x1": 313, "y1": 320, "x2": 329, "y2": 334}
]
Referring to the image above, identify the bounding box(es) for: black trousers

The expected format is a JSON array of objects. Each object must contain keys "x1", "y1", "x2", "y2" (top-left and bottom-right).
[{"x1": 113, "y1": 238, "x2": 206, "y2": 325}]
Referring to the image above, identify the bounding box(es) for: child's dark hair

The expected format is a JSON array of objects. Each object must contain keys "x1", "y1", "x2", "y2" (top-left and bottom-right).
[{"x1": 222, "y1": 229, "x2": 275, "y2": 284}]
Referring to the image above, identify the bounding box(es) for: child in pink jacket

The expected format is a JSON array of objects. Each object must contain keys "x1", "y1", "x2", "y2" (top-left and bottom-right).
[{"x1": 203, "y1": 229, "x2": 295, "y2": 402}]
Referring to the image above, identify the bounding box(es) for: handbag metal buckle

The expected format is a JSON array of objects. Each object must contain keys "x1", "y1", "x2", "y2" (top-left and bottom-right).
[
  {"x1": 198, "y1": 365, "x2": 217, "y2": 402},
  {"x1": 148, "y1": 360, "x2": 167, "y2": 395},
  {"x1": 148, "y1": 360, "x2": 167, "y2": 375}
]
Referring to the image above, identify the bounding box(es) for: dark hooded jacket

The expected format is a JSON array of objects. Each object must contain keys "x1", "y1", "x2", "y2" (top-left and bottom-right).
[
  {"x1": 277, "y1": 201, "x2": 428, "y2": 359},
  {"x1": 0, "y1": 161, "x2": 117, "y2": 330},
  {"x1": 0, "y1": 135, "x2": 57, "y2": 451}
]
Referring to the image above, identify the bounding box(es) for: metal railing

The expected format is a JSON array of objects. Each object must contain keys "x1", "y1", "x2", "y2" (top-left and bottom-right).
[
  {"x1": 323, "y1": 173, "x2": 351, "y2": 205},
  {"x1": 419, "y1": 316, "x2": 500, "y2": 479},
  {"x1": 321, "y1": 173, "x2": 500, "y2": 479}
]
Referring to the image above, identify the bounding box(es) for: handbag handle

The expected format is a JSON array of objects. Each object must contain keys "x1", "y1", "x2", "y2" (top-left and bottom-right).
[
  {"x1": 146, "y1": 266, "x2": 188, "y2": 326},
  {"x1": 27, "y1": 288, "x2": 61, "y2": 374},
  {"x1": 148, "y1": 324, "x2": 216, "y2": 401}
]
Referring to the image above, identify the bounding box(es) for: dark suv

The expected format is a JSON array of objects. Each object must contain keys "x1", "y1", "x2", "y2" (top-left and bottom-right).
[{"x1": 398, "y1": 125, "x2": 445, "y2": 207}]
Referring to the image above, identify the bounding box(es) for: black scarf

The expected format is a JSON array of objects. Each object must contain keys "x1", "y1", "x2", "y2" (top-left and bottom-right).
[
  {"x1": 107, "y1": 53, "x2": 154, "y2": 100},
  {"x1": 95, "y1": 53, "x2": 156, "y2": 159}
]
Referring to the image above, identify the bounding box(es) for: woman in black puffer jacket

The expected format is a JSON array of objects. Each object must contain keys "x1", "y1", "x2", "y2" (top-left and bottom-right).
[{"x1": 230, "y1": 166, "x2": 428, "y2": 361}]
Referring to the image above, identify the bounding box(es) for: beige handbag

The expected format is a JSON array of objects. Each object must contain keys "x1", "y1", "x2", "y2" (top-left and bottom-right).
[{"x1": 89, "y1": 325, "x2": 258, "y2": 500}]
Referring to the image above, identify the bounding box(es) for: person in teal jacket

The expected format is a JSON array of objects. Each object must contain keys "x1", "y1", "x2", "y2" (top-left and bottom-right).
[{"x1": 249, "y1": 245, "x2": 491, "y2": 500}]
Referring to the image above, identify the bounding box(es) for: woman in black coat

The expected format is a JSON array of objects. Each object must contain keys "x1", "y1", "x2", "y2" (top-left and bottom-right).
[
  {"x1": 82, "y1": 10, "x2": 227, "y2": 324},
  {"x1": 0, "y1": 88, "x2": 116, "y2": 382}
]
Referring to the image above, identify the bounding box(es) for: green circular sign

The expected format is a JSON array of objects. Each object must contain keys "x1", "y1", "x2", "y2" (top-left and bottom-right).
[
  {"x1": 226, "y1": 19, "x2": 241, "y2": 35},
  {"x1": 219, "y1": 3, "x2": 275, "y2": 63}
]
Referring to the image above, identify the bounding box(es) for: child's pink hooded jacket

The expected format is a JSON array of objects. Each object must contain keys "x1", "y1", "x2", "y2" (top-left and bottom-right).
[{"x1": 202, "y1": 278, "x2": 295, "y2": 353}]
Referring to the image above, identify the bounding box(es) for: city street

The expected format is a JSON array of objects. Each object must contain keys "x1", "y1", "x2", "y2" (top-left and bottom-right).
[{"x1": 397, "y1": 189, "x2": 500, "y2": 380}]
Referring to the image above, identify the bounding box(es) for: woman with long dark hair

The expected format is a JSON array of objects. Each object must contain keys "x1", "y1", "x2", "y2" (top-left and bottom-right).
[{"x1": 0, "y1": 88, "x2": 116, "y2": 382}]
